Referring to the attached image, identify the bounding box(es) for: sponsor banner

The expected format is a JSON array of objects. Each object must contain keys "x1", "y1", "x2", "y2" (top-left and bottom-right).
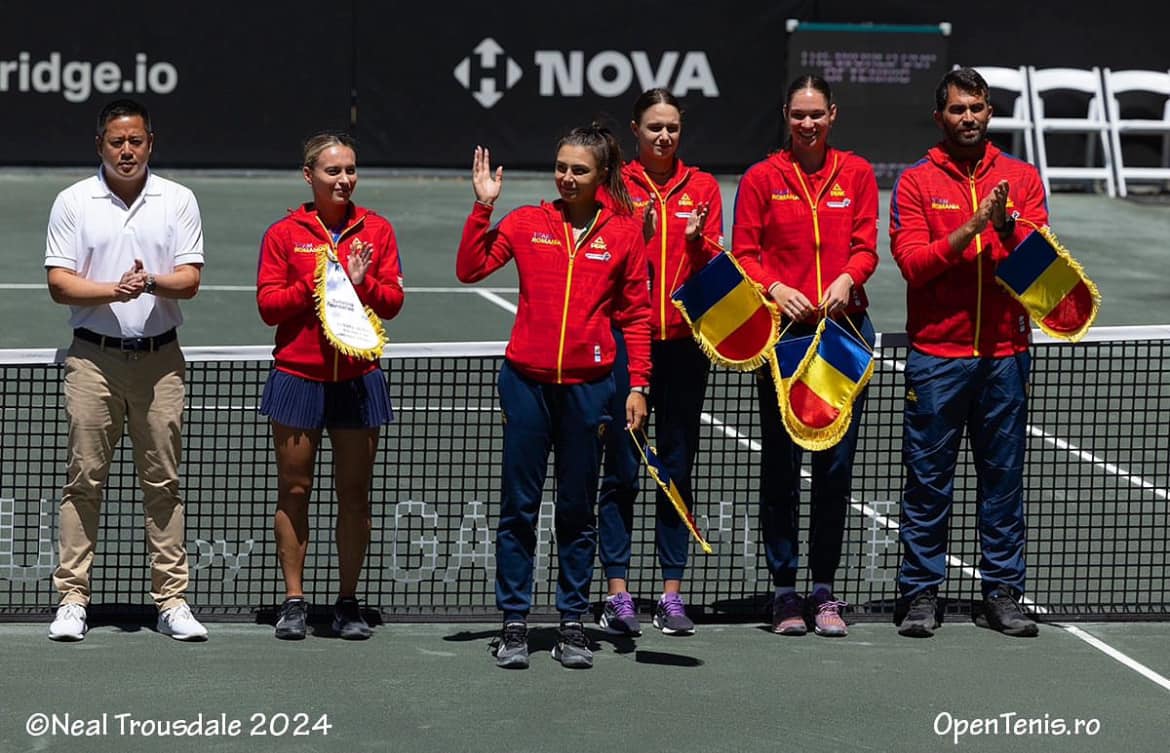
[
  {"x1": 352, "y1": 1, "x2": 795, "y2": 171},
  {"x1": 0, "y1": 3, "x2": 352, "y2": 167},
  {"x1": 785, "y1": 23, "x2": 949, "y2": 187}
]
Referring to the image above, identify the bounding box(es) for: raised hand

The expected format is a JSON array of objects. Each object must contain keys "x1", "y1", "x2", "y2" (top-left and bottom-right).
[
  {"x1": 685, "y1": 201, "x2": 709, "y2": 240},
  {"x1": 472, "y1": 145, "x2": 503, "y2": 206},
  {"x1": 972, "y1": 179, "x2": 1010, "y2": 233},
  {"x1": 347, "y1": 238, "x2": 373, "y2": 286},
  {"x1": 642, "y1": 204, "x2": 658, "y2": 243}
]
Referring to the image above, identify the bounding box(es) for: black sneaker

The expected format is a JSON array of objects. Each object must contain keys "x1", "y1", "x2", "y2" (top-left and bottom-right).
[
  {"x1": 274, "y1": 598, "x2": 308, "y2": 640},
  {"x1": 490, "y1": 621, "x2": 529, "y2": 669},
  {"x1": 332, "y1": 597, "x2": 372, "y2": 640},
  {"x1": 977, "y1": 588, "x2": 1039, "y2": 637},
  {"x1": 897, "y1": 588, "x2": 940, "y2": 638},
  {"x1": 552, "y1": 621, "x2": 593, "y2": 669}
]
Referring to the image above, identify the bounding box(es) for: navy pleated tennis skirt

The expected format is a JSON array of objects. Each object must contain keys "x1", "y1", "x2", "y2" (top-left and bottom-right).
[{"x1": 260, "y1": 367, "x2": 394, "y2": 430}]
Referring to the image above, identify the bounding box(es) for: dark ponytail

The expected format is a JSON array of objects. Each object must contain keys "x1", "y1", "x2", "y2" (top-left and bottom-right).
[{"x1": 558, "y1": 122, "x2": 633, "y2": 214}]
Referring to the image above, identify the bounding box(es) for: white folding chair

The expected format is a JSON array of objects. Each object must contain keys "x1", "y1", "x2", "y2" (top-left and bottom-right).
[
  {"x1": 1102, "y1": 68, "x2": 1170, "y2": 197},
  {"x1": 1028, "y1": 66, "x2": 1116, "y2": 197},
  {"x1": 971, "y1": 65, "x2": 1037, "y2": 167}
]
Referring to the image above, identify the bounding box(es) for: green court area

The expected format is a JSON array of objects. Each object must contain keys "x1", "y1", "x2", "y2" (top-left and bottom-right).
[
  {"x1": 0, "y1": 168, "x2": 1167, "y2": 347},
  {"x1": 1, "y1": 621, "x2": 1169, "y2": 753},
  {"x1": 1, "y1": 171, "x2": 1168, "y2": 752}
]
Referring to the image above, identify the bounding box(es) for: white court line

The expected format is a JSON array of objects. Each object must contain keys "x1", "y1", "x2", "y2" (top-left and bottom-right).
[
  {"x1": 1058, "y1": 625, "x2": 1170, "y2": 692},
  {"x1": 188, "y1": 403, "x2": 499, "y2": 412},
  {"x1": 703, "y1": 405, "x2": 1169, "y2": 693},
  {"x1": 473, "y1": 289, "x2": 518, "y2": 314}
]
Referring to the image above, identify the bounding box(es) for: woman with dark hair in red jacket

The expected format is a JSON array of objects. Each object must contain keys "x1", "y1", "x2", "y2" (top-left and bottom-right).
[
  {"x1": 457, "y1": 124, "x2": 652, "y2": 669},
  {"x1": 256, "y1": 132, "x2": 405, "y2": 642},
  {"x1": 597, "y1": 88, "x2": 723, "y2": 638},
  {"x1": 732, "y1": 75, "x2": 879, "y2": 638}
]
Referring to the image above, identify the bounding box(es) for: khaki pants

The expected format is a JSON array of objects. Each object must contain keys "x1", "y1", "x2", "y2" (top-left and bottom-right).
[{"x1": 54, "y1": 337, "x2": 189, "y2": 610}]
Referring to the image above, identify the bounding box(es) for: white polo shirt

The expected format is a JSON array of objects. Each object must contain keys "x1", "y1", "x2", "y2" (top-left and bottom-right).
[{"x1": 44, "y1": 169, "x2": 205, "y2": 337}]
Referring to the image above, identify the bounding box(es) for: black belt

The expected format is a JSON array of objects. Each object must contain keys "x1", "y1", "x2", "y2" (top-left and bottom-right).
[{"x1": 74, "y1": 327, "x2": 177, "y2": 352}]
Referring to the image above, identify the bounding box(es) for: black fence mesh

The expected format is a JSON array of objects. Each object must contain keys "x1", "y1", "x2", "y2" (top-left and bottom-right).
[{"x1": 1, "y1": 328, "x2": 1167, "y2": 621}]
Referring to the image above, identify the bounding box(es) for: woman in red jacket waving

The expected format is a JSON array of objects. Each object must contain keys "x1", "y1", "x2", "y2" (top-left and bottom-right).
[
  {"x1": 256, "y1": 132, "x2": 405, "y2": 642},
  {"x1": 732, "y1": 75, "x2": 879, "y2": 638},
  {"x1": 457, "y1": 124, "x2": 652, "y2": 669},
  {"x1": 597, "y1": 88, "x2": 723, "y2": 638}
]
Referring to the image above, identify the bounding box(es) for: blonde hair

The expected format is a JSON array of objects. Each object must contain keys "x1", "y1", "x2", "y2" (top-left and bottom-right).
[{"x1": 302, "y1": 132, "x2": 356, "y2": 168}]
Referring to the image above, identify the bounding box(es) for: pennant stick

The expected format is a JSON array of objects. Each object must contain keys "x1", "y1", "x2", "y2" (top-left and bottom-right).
[{"x1": 628, "y1": 428, "x2": 713, "y2": 554}]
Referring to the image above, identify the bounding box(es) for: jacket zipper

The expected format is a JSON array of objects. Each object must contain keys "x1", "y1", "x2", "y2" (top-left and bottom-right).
[
  {"x1": 792, "y1": 153, "x2": 839, "y2": 303},
  {"x1": 967, "y1": 169, "x2": 983, "y2": 357},
  {"x1": 556, "y1": 210, "x2": 600, "y2": 384},
  {"x1": 641, "y1": 169, "x2": 685, "y2": 340}
]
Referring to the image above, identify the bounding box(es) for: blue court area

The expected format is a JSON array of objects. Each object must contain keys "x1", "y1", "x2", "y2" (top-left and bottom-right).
[{"x1": 0, "y1": 170, "x2": 1168, "y2": 752}]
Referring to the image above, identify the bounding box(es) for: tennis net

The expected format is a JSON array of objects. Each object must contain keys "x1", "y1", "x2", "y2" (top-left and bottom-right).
[{"x1": 1, "y1": 326, "x2": 1167, "y2": 621}]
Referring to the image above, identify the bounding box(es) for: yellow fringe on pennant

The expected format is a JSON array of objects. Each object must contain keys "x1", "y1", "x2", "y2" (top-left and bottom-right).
[
  {"x1": 768, "y1": 318, "x2": 875, "y2": 452},
  {"x1": 671, "y1": 238, "x2": 781, "y2": 372},
  {"x1": 629, "y1": 428, "x2": 713, "y2": 554},
  {"x1": 313, "y1": 250, "x2": 388, "y2": 361},
  {"x1": 997, "y1": 219, "x2": 1101, "y2": 343}
]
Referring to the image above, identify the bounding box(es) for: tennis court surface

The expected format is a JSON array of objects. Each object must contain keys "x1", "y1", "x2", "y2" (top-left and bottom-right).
[{"x1": 1, "y1": 170, "x2": 1168, "y2": 752}]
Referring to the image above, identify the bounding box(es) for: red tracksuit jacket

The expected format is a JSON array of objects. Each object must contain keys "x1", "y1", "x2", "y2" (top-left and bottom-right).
[
  {"x1": 889, "y1": 143, "x2": 1048, "y2": 358},
  {"x1": 257, "y1": 203, "x2": 405, "y2": 381},
  {"x1": 732, "y1": 147, "x2": 879, "y2": 317},
  {"x1": 456, "y1": 199, "x2": 651, "y2": 387},
  {"x1": 621, "y1": 159, "x2": 724, "y2": 342}
]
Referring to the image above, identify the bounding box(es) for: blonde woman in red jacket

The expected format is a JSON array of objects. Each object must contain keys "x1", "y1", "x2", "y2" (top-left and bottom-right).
[
  {"x1": 457, "y1": 124, "x2": 651, "y2": 669},
  {"x1": 732, "y1": 75, "x2": 879, "y2": 638},
  {"x1": 256, "y1": 132, "x2": 405, "y2": 642},
  {"x1": 597, "y1": 88, "x2": 723, "y2": 638}
]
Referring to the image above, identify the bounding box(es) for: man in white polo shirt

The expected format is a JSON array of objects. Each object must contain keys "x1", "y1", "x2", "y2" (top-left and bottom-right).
[{"x1": 44, "y1": 99, "x2": 207, "y2": 642}]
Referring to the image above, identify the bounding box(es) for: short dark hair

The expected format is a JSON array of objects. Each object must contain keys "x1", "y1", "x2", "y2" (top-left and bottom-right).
[
  {"x1": 935, "y1": 68, "x2": 990, "y2": 111},
  {"x1": 96, "y1": 99, "x2": 151, "y2": 137}
]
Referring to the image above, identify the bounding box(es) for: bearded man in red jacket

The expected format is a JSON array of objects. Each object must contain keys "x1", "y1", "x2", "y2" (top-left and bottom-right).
[{"x1": 889, "y1": 67, "x2": 1048, "y2": 638}]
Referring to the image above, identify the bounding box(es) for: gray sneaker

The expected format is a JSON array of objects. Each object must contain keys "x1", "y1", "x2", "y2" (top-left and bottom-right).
[
  {"x1": 274, "y1": 598, "x2": 308, "y2": 640},
  {"x1": 599, "y1": 592, "x2": 642, "y2": 636},
  {"x1": 490, "y1": 621, "x2": 529, "y2": 669},
  {"x1": 976, "y1": 588, "x2": 1038, "y2": 637},
  {"x1": 897, "y1": 588, "x2": 940, "y2": 638},
  {"x1": 332, "y1": 597, "x2": 372, "y2": 640},
  {"x1": 653, "y1": 593, "x2": 695, "y2": 635},
  {"x1": 552, "y1": 621, "x2": 593, "y2": 668}
]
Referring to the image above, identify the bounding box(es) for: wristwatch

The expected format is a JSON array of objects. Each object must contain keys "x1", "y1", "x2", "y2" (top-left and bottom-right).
[
  {"x1": 993, "y1": 216, "x2": 1016, "y2": 236},
  {"x1": 144, "y1": 275, "x2": 156, "y2": 295},
  {"x1": 631, "y1": 385, "x2": 650, "y2": 396}
]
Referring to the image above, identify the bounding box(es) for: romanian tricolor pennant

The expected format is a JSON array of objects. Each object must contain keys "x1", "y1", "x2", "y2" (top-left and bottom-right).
[
  {"x1": 671, "y1": 244, "x2": 779, "y2": 370},
  {"x1": 629, "y1": 428, "x2": 712, "y2": 554},
  {"x1": 994, "y1": 223, "x2": 1100, "y2": 341},
  {"x1": 769, "y1": 318, "x2": 874, "y2": 451}
]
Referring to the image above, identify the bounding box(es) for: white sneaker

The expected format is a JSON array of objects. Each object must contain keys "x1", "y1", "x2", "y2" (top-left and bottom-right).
[
  {"x1": 157, "y1": 603, "x2": 208, "y2": 641},
  {"x1": 48, "y1": 603, "x2": 88, "y2": 641}
]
